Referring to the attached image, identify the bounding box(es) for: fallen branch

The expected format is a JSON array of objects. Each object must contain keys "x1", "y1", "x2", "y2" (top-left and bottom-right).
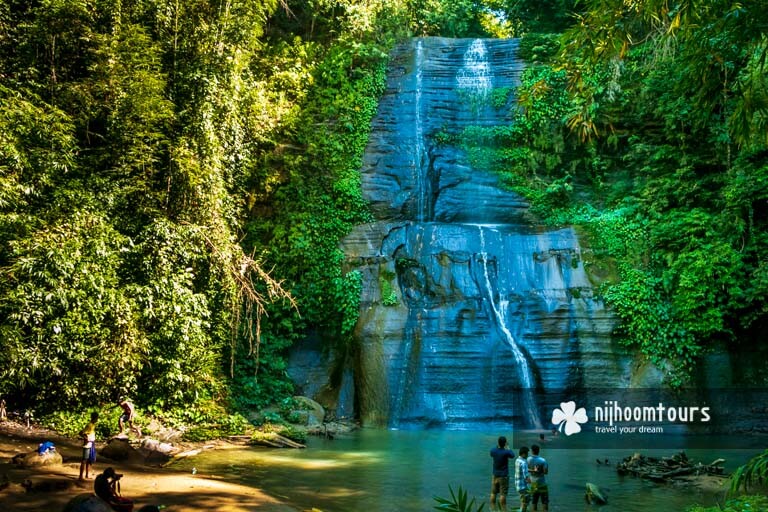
[
  {"x1": 249, "y1": 433, "x2": 306, "y2": 449},
  {"x1": 616, "y1": 452, "x2": 726, "y2": 483}
]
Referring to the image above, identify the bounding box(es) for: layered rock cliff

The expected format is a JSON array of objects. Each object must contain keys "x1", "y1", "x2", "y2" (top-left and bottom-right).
[{"x1": 290, "y1": 38, "x2": 638, "y2": 428}]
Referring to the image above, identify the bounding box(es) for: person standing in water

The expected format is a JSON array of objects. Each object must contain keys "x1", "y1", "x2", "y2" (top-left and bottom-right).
[
  {"x1": 490, "y1": 436, "x2": 515, "y2": 511},
  {"x1": 515, "y1": 446, "x2": 531, "y2": 512},
  {"x1": 527, "y1": 444, "x2": 549, "y2": 511}
]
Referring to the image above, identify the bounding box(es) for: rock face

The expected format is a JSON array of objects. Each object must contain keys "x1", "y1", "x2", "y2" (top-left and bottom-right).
[
  {"x1": 345, "y1": 222, "x2": 628, "y2": 428},
  {"x1": 290, "y1": 37, "x2": 642, "y2": 428}
]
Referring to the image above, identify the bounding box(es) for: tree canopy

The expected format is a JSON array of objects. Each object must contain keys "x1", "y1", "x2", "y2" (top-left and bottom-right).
[{"x1": 0, "y1": 0, "x2": 394, "y2": 413}]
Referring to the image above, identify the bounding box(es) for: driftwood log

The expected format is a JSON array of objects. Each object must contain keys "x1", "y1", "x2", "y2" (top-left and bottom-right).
[
  {"x1": 159, "y1": 444, "x2": 216, "y2": 467},
  {"x1": 616, "y1": 452, "x2": 725, "y2": 483},
  {"x1": 248, "y1": 432, "x2": 306, "y2": 449}
]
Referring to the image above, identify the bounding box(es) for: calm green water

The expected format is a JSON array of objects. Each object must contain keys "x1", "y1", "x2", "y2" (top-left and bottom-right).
[{"x1": 169, "y1": 430, "x2": 752, "y2": 512}]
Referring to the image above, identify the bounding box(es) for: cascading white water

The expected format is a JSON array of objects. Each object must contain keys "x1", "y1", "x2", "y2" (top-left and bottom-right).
[
  {"x1": 414, "y1": 40, "x2": 427, "y2": 221},
  {"x1": 478, "y1": 226, "x2": 532, "y2": 384},
  {"x1": 456, "y1": 39, "x2": 492, "y2": 97},
  {"x1": 478, "y1": 226, "x2": 542, "y2": 428}
]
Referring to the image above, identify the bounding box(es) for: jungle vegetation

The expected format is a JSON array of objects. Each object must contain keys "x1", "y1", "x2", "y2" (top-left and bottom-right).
[
  {"x1": 1, "y1": 0, "x2": 767, "y2": 434},
  {"x1": 494, "y1": 0, "x2": 768, "y2": 385}
]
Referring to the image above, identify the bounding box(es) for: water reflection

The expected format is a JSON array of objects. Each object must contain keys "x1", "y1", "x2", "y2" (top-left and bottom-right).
[{"x1": 168, "y1": 430, "x2": 751, "y2": 512}]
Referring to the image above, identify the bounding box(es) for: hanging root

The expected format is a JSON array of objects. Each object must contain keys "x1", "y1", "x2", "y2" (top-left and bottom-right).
[{"x1": 196, "y1": 226, "x2": 298, "y2": 377}]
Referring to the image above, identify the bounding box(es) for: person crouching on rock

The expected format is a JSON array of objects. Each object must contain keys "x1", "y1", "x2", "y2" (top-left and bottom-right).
[{"x1": 94, "y1": 467, "x2": 134, "y2": 512}]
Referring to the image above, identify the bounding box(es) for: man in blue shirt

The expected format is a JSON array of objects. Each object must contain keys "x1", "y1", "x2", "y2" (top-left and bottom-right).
[
  {"x1": 515, "y1": 446, "x2": 531, "y2": 512},
  {"x1": 490, "y1": 436, "x2": 515, "y2": 510},
  {"x1": 527, "y1": 444, "x2": 549, "y2": 511}
]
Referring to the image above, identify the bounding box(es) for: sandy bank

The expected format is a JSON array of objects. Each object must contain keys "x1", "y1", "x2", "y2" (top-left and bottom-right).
[{"x1": 0, "y1": 421, "x2": 300, "y2": 511}]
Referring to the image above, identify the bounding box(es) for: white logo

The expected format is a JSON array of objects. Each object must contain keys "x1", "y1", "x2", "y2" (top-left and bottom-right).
[{"x1": 552, "y1": 401, "x2": 588, "y2": 436}]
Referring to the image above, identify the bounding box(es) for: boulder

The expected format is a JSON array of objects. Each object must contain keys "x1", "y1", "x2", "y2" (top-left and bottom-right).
[
  {"x1": 307, "y1": 420, "x2": 357, "y2": 438},
  {"x1": 62, "y1": 494, "x2": 113, "y2": 512},
  {"x1": 100, "y1": 437, "x2": 143, "y2": 461},
  {"x1": 143, "y1": 419, "x2": 183, "y2": 443},
  {"x1": 16, "y1": 449, "x2": 63, "y2": 468},
  {"x1": 140, "y1": 438, "x2": 176, "y2": 456},
  {"x1": 139, "y1": 438, "x2": 177, "y2": 464},
  {"x1": 292, "y1": 396, "x2": 325, "y2": 425},
  {"x1": 22, "y1": 477, "x2": 75, "y2": 492}
]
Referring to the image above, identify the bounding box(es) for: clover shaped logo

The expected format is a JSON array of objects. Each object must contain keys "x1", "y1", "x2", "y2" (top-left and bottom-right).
[{"x1": 552, "y1": 401, "x2": 588, "y2": 436}]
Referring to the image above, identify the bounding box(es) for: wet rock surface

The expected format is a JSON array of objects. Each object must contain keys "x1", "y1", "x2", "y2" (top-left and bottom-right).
[{"x1": 291, "y1": 38, "x2": 647, "y2": 427}]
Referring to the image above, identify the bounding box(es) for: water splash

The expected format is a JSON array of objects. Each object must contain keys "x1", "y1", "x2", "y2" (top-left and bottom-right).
[
  {"x1": 478, "y1": 226, "x2": 542, "y2": 428},
  {"x1": 456, "y1": 39, "x2": 492, "y2": 96},
  {"x1": 414, "y1": 40, "x2": 427, "y2": 221}
]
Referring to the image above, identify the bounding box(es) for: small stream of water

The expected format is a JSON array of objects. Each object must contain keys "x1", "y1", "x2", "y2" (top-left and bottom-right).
[
  {"x1": 170, "y1": 429, "x2": 750, "y2": 512},
  {"x1": 478, "y1": 226, "x2": 541, "y2": 429}
]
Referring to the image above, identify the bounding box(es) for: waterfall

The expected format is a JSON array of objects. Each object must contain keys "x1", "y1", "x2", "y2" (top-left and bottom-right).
[
  {"x1": 478, "y1": 227, "x2": 532, "y2": 387},
  {"x1": 391, "y1": 321, "x2": 415, "y2": 430},
  {"x1": 413, "y1": 40, "x2": 427, "y2": 221},
  {"x1": 457, "y1": 39, "x2": 492, "y2": 96},
  {"x1": 329, "y1": 38, "x2": 623, "y2": 429},
  {"x1": 478, "y1": 226, "x2": 542, "y2": 428}
]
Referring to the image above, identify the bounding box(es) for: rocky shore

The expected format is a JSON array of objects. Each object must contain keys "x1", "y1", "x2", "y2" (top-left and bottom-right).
[{"x1": 0, "y1": 420, "x2": 299, "y2": 511}]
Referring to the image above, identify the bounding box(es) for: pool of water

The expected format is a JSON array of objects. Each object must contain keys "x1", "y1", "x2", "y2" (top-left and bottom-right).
[{"x1": 169, "y1": 429, "x2": 752, "y2": 511}]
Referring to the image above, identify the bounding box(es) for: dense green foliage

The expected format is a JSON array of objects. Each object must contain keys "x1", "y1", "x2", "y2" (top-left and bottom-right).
[
  {"x1": 233, "y1": 16, "x2": 391, "y2": 410},
  {"x1": 460, "y1": 0, "x2": 768, "y2": 384},
  {"x1": 40, "y1": 406, "x2": 123, "y2": 441},
  {"x1": 0, "y1": 0, "x2": 405, "y2": 417}
]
